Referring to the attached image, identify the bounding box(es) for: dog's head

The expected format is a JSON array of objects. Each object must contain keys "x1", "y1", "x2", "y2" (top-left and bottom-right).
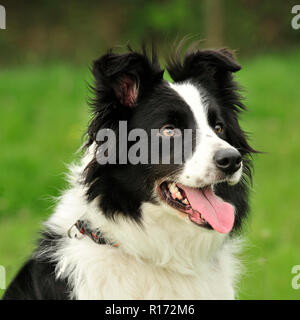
[{"x1": 84, "y1": 45, "x2": 255, "y2": 235}]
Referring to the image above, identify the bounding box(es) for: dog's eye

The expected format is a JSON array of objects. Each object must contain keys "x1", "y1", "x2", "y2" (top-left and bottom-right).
[
  {"x1": 159, "y1": 125, "x2": 179, "y2": 137},
  {"x1": 214, "y1": 123, "x2": 223, "y2": 134}
]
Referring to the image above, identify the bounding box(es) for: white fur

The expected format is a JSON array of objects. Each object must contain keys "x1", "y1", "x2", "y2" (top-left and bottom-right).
[
  {"x1": 169, "y1": 82, "x2": 243, "y2": 188},
  {"x1": 41, "y1": 147, "x2": 242, "y2": 300}
]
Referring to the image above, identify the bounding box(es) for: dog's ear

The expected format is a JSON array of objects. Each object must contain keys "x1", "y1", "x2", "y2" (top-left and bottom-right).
[
  {"x1": 92, "y1": 50, "x2": 164, "y2": 108},
  {"x1": 166, "y1": 48, "x2": 241, "y2": 86},
  {"x1": 86, "y1": 49, "x2": 163, "y2": 146}
]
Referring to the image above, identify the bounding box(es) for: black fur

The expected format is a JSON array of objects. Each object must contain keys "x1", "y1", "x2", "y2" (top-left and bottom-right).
[
  {"x1": 3, "y1": 232, "x2": 69, "y2": 300},
  {"x1": 84, "y1": 46, "x2": 198, "y2": 221}
]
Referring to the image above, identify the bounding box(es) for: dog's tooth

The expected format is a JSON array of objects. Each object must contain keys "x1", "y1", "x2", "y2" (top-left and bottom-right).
[
  {"x1": 168, "y1": 183, "x2": 185, "y2": 201},
  {"x1": 182, "y1": 198, "x2": 189, "y2": 205},
  {"x1": 176, "y1": 191, "x2": 183, "y2": 200},
  {"x1": 170, "y1": 183, "x2": 177, "y2": 193}
]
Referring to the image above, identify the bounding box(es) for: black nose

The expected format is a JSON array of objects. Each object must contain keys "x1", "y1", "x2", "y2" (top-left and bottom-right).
[{"x1": 213, "y1": 148, "x2": 242, "y2": 175}]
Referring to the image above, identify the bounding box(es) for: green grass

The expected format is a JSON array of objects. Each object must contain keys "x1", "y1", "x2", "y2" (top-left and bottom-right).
[
  {"x1": 1, "y1": 50, "x2": 300, "y2": 299},
  {"x1": 0, "y1": 64, "x2": 91, "y2": 298},
  {"x1": 236, "y1": 50, "x2": 300, "y2": 299}
]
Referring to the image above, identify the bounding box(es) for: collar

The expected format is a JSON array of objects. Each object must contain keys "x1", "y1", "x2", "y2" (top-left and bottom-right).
[{"x1": 68, "y1": 219, "x2": 118, "y2": 248}]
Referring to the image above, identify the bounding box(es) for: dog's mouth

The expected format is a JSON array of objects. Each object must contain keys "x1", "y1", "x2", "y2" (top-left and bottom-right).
[{"x1": 158, "y1": 181, "x2": 235, "y2": 233}]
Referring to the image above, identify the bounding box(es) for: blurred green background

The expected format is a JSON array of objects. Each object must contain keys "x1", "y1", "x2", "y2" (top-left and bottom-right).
[{"x1": 0, "y1": 0, "x2": 300, "y2": 300}]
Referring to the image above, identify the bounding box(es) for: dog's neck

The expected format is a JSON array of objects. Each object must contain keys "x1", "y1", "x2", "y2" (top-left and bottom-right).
[
  {"x1": 91, "y1": 203, "x2": 227, "y2": 274},
  {"x1": 46, "y1": 147, "x2": 231, "y2": 275}
]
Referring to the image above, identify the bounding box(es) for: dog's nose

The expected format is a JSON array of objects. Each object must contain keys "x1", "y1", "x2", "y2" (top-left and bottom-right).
[{"x1": 213, "y1": 148, "x2": 242, "y2": 175}]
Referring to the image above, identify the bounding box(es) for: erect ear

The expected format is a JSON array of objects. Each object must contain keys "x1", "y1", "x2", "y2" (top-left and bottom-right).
[
  {"x1": 92, "y1": 50, "x2": 164, "y2": 108},
  {"x1": 166, "y1": 48, "x2": 241, "y2": 85}
]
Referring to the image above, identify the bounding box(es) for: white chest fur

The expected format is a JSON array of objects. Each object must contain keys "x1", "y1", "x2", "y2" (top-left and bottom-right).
[
  {"x1": 54, "y1": 237, "x2": 237, "y2": 300},
  {"x1": 44, "y1": 159, "x2": 241, "y2": 300}
]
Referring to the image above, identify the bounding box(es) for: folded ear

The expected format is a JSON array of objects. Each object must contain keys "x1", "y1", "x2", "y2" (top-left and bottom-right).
[
  {"x1": 166, "y1": 48, "x2": 241, "y2": 85},
  {"x1": 86, "y1": 48, "x2": 164, "y2": 146},
  {"x1": 92, "y1": 50, "x2": 164, "y2": 108}
]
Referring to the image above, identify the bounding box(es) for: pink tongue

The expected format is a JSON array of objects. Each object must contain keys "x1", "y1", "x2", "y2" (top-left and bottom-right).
[{"x1": 177, "y1": 184, "x2": 235, "y2": 234}]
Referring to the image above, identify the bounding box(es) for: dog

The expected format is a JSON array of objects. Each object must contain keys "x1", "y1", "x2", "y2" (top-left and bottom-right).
[{"x1": 3, "y1": 44, "x2": 255, "y2": 300}]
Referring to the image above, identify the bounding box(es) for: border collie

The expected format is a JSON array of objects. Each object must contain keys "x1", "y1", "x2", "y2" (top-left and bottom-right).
[{"x1": 3, "y1": 44, "x2": 255, "y2": 300}]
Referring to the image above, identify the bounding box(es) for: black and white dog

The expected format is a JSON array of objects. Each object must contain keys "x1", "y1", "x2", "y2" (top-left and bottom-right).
[{"x1": 3, "y1": 44, "x2": 255, "y2": 300}]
